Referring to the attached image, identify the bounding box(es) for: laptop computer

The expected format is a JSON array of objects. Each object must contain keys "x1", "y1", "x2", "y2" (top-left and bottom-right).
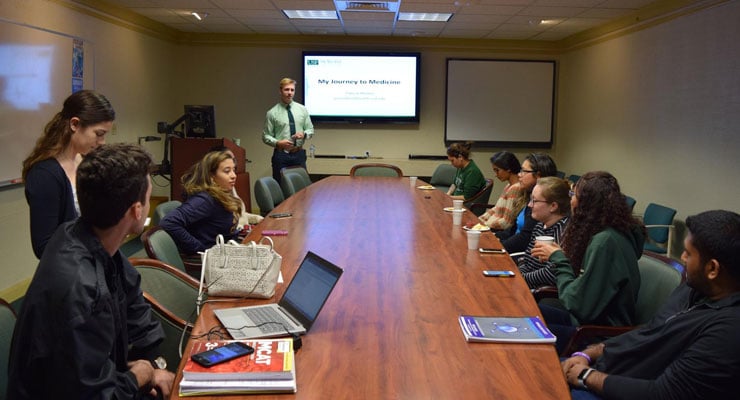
[{"x1": 214, "y1": 251, "x2": 344, "y2": 339}]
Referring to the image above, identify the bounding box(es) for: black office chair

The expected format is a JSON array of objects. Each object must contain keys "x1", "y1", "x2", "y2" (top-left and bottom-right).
[{"x1": 464, "y1": 179, "x2": 494, "y2": 214}]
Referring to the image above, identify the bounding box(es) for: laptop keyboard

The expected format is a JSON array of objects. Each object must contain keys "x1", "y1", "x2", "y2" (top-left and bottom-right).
[{"x1": 243, "y1": 307, "x2": 294, "y2": 334}]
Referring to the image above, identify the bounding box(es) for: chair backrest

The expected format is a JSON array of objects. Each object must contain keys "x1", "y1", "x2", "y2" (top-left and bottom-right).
[
  {"x1": 280, "y1": 166, "x2": 311, "y2": 187},
  {"x1": 625, "y1": 195, "x2": 637, "y2": 212},
  {"x1": 130, "y1": 258, "x2": 200, "y2": 367},
  {"x1": 280, "y1": 171, "x2": 310, "y2": 198},
  {"x1": 643, "y1": 203, "x2": 676, "y2": 244},
  {"x1": 556, "y1": 170, "x2": 566, "y2": 179},
  {"x1": 349, "y1": 163, "x2": 403, "y2": 177},
  {"x1": 151, "y1": 200, "x2": 181, "y2": 226},
  {"x1": 254, "y1": 177, "x2": 284, "y2": 216},
  {"x1": 429, "y1": 164, "x2": 456, "y2": 191},
  {"x1": 140, "y1": 227, "x2": 186, "y2": 273},
  {"x1": 0, "y1": 298, "x2": 17, "y2": 400},
  {"x1": 635, "y1": 253, "x2": 683, "y2": 324},
  {"x1": 464, "y1": 179, "x2": 494, "y2": 212},
  {"x1": 567, "y1": 174, "x2": 581, "y2": 185}
]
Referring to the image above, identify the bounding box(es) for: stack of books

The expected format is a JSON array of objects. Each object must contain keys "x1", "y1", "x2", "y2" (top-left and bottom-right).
[
  {"x1": 458, "y1": 315, "x2": 556, "y2": 343},
  {"x1": 179, "y1": 338, "x2": 296, "y2": 396}
]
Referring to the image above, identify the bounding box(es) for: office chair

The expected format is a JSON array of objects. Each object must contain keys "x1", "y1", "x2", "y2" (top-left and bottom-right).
[
  {"x1": 254, "y1": 176, "x2": 284, "y2": 216},
  {"x1": 349, "y1": 163, "x2": 403, "y2": 177},
  {"x1": 533, "y1": 252, "x2": 683, "y2": 356},
  {"x1": 567, "y1": 174, "x2": 581, "y2": 185},
  {"x1": 129, "y1": 258, "x2": 200, "y2": 366},
  {"x1": 642, "y1": 202, "x2": 677, "y2": 256},
  {"x1": 280, "y1": 166, "x2": 311, "y2": 187},
  {"x1": 280, "y1": 170, "x2": 310, "y2": 199},
  {"x1": 151, "y1": 200, "x2": 181, "y2": 227},
  {"x1": 556, "y1": 170, "x2": 566, "y2": 179},
  {"x1": 463, "y1": 179, "x2": 494, "y2": 214},
  {"x1": 1, "y1": 298, "x2": 17, "y2": 399},
  {"x1": 140, "y1": 226, "x2": 201, "y2": 278},
  {"x1": 625, "y1": 195, "x2": 637, "y2": 212},
  {"x1": 429, "y1": 164, "x2": 457, "y2": 192}
]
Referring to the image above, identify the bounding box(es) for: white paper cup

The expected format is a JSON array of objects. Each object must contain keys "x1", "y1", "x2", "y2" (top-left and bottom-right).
[
  {"x1": 453, "y1": 199, "x2": 464, "y2": 210},
  {"x1": 409, "y1": 176, "x2": 418, "y2": 186},
  {"x1": 452, "y1": 209, "x2": 464, "y2": 225},
  {"x1": 466, "y1": 230, "x2": 481, "y2": 250},
  {"x1": 535, "y1": 235, "x2": 555, "y2": 244}
]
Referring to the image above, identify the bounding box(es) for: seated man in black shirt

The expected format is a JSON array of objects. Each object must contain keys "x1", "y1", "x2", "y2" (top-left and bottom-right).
[
  {"x1": 9, "y1": 143, "x2": 175, "y2": 399},
  {"x1": 561, "y1": 209, "x2": 740, "y2": 400}
]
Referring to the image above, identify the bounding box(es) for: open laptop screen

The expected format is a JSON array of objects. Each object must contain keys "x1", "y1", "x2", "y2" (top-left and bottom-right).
[{"x1": 278, "y1": 252, "x2": 343, "y2": 330}]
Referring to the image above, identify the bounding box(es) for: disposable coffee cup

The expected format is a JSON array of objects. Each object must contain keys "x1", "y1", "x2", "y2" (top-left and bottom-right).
[
  {"x1": 409, "y1": 176, "x2": 418, "y2": 186},
  {"x1": 535, "y1": 235, "x2": 555, "y2": 244},
  {"x1": 452, "y1": 199, "x2": 464, "y2": 210},
  {"x1": 466, "y1": 230, "x2": 481, "y2": 250},
  {"x1": 452, "y1": 209, "x2": 464, "y2": 225}
]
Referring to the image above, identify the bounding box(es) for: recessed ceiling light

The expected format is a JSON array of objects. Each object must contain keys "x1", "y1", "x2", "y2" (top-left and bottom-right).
[
  {"x1": 398, "y1": 12, "x2": 452, "y2": 22},
  {"x1": 284, "y1": 10, "x2": 338, "y2": 19}
]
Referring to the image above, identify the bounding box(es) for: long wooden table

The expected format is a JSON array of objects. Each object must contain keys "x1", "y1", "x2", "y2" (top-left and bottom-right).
[{"x1": 169, "y1": 176, "x2": 569, "y2": 399}]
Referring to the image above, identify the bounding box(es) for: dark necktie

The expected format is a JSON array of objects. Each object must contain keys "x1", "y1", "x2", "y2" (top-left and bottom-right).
[{"x1": 286, "y1": 105, "x2": 296, "y2": 145}]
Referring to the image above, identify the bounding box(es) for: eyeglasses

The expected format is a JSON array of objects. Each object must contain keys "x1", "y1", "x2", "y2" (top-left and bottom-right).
[
  {"x1": 529, "y1": 198, "x2": 549, "y2": 205},
  {"x1": 568, "y1": 190, "x2": 576, "y2": 197},
  {"x1": 520, "y1": 169, "x2": 536, "y2": 175}
]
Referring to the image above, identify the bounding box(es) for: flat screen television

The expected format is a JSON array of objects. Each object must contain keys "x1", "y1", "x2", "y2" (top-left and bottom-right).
[
  {"x1": 302, "y1": 51, "x2": 420, "y2": 124},
  {"x1": 184, "y1": 105, "x2": 216, "y2": 138}
]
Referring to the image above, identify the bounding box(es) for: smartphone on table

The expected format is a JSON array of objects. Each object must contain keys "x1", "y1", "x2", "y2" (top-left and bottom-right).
[
  {"x1": 482, "y1": 270, "x2": 515, "y2": 277},
  {"x1": 479, "y1": 248, "x2": 506, "y2": 254},
  {"x1": 190, "y1": 342, "x2": 254, "y2": 367}
]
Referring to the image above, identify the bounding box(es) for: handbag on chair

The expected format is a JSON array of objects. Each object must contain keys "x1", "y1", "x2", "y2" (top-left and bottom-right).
[{"x1": 198, "y1": 235, "x2": 282, "y2": 300}]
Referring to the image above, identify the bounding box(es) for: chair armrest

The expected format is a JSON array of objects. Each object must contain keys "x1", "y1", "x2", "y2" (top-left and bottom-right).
[
  {"x1": 532, "y1": 285, "x2": 558, "y2": 302},
  {"x1": 561, "y1": 325, "x2": 635, "y2": 356},
  {"x1": 644, "y1": 224, "x2": 674, "y2": 229}
]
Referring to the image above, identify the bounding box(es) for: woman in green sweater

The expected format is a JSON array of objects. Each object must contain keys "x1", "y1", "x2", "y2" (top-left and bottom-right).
[
  {"x1": 531, "y1": 171, "x2": 645, "y2": 354},
  {"x1": 445, "y1": 141, "x2": 486, "y2": 201}
]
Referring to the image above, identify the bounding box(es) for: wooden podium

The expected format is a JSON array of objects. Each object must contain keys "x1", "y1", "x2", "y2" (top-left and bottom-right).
[{"x1": 170, "y1": 137, "x2": 251, "y2": 213}]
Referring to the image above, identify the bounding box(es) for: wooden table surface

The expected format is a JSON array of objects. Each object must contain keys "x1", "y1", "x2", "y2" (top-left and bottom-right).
[{"x1": 169, "y1": 176, "x2": 569, "y2": 399}]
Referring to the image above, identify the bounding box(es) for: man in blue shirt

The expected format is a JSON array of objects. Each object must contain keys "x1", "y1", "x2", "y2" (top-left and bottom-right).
[{"x1": 262, "y1": 77, "x2": 314, "y2": 183}]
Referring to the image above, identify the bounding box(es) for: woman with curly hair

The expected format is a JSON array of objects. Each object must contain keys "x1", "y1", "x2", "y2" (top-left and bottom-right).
[
  {"x1": 531, "y1": 171, "x2": 645, "y2": 353},
  {"x1": 22, "y1": 90, "x2": 115, "y2": 258},
  {"x1": 160, "y1": 150, "x2": 242, "y2": 256}
]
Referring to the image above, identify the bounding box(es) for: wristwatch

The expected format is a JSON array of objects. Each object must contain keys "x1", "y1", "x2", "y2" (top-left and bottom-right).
[
  {"x1": 577, "y1": 367, "x2": 596, "y2": 390},
  {"x1": 152, "y1": 356, "x2": 167, "y2": 370}
]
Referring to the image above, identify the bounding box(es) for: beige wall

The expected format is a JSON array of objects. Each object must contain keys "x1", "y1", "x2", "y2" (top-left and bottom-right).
[{"x1": 2, "y1": 0, "x2": 738, "y2": 296}]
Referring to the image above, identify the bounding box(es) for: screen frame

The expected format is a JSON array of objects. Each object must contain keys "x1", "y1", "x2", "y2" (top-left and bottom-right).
[{"x1": 302, "y1": 51, "x2": 421, "y2": 124}]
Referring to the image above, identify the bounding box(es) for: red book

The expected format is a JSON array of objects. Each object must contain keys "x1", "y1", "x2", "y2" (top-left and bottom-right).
[{"x1": 183, "y1": 339, "x2": 294, "y2": 381}]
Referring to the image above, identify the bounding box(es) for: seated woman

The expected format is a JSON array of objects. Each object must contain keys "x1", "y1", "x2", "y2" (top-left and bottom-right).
[
  {"x1": 516, "y1": 177, "x2": 570, "y2": 289},
  {"x1": 497, "y1": 153, "x2": 558, "y2": 253},
  {"x1": 160, "y1": 150, "x2": 241, "y2": 256},
  {"x1": 208, "y1": 145, "x2": 264, "y2": 229},
  {"x1": 446, "y1": 142, "x2": 486, "y2": 201},
  {"x1": 478, "y1": 151, "x2": 525, "y2": 232},
  {"x1": 531, "y1": 171, "x2": 644, "y2": 354}
]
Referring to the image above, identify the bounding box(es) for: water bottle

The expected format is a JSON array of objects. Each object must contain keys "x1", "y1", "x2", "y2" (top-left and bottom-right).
[{"x1": 309, "y1": 144, "x2": 316, "y2": 158}]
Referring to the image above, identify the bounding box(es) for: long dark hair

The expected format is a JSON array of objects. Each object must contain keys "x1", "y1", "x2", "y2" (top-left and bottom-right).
[
  {"x1": 490, "y1": 151, "x2": 521, "y2": 173},
  {"x1": 561, "y1": 171, "x2": 642, "y2": 272}
]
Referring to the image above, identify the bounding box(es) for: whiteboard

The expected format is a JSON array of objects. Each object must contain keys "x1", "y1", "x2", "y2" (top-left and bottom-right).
[
  {"x1": 0, "y1": 19, "x2": 94, "y2": 186},
  {"x1": 445, "y1": 59, "x2": 555, "y2": 147}
]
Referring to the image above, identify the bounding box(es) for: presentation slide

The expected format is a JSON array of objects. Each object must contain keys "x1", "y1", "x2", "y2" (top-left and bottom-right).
[{"x1": 304, "y1": 54, "x2": 418, "y2": 118}]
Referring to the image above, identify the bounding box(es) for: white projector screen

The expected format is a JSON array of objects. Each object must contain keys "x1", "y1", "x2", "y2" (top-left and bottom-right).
[{"x1": 445, "y1": 59, "x2": 555, "y2": 147}]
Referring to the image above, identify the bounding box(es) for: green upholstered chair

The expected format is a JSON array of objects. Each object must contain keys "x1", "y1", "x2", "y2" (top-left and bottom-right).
[
  {"x1": 130, "y1": 258, "x2": 201, "y2": 367},
  {"x1": 1, "y1": 298, "x2": 17, "y2": 400},
  {"x1": 429, "y1": 164, "x2": 457, "y2": 192},
  {"x1": 349, "y1": 163, "x2": 403, "y2": 177},
  {"x1": 567, "y1": 174, "x2": 581, "y2": 185},
  {"x1": 556, "y1": 252, "x2": 683, "y2": 355},
  {"x1": 642, "y1": 202, "x2": 677, "y2": 256},
  {"x1": 140, "y1": 226, "x2": 201, "y2": 278},
  {"x1": 151, "y1": 200, "x2": 181, "y2": 227},
  {"x1": 625, "y1": 195, "x2": 637, "y2": 212},
  {"x1": 556, "y1": 170, "x2": 566, "y2": 179},
  {"x1": 280, "y1": 166, "x2": 311, "y2": 187},
  {"x1": 280, "y1": 171, "x2": 310, "y2": 198},
  {"x1": 463, "y1": 179, "x2": 494, "y2": 215},
  {"x1": 254, "y1": 176, "x2": 284, "y2": 216}
]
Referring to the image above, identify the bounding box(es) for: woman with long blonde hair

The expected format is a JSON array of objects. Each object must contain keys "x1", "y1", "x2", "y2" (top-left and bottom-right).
[
  {"x1": 22, "y1": 90, "x2": 114, "y2": 258},
  {"x1": 160, "y1": 150, "x2": 242, "y2": 255}
]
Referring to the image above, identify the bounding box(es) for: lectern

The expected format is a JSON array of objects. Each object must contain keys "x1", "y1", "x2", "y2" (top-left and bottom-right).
[{"x1": 170, "y1": 138, "x2": 251, "y2": 213}]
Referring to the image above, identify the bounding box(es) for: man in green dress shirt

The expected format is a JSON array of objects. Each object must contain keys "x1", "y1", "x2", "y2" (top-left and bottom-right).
[{"x1": 262, "y1": 77, "x2": 314, "y2": 183}]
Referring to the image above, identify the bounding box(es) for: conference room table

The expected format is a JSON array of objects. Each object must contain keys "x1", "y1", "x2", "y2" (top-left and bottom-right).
[{"x1": 169, "y1": 175, "x2": 569, "y2": 399}]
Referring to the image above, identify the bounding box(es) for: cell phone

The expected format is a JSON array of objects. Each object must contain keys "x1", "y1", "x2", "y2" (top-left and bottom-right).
[
  {"x1": 479, "y1": 248, "x2": 506, "y2": 254},
  {"x1": 190, "y1": 342, "x2": 255, "y2": 367},
  {"x1": 269, "y1": 212, "x2": 293, "y2": 218},
  {"x1": 482, "y1": 270, "x2": 515, "y2": 277}
]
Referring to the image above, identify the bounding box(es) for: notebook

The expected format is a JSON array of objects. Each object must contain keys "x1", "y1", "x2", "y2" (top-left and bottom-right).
[{"x1": 214, "y1": 251, "x2": 344, "y2": 340}]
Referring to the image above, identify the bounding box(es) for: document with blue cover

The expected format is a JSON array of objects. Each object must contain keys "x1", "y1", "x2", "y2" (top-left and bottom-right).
[{"x1": 458, "y1": 315, "x2": 556, "y2": 343}]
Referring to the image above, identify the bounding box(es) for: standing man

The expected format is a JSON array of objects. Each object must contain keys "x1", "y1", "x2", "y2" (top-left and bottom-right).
[
  {"x1": 560, "y1": 209, "x2": 740, "y2": 400},
  {"x1": 8, "y1": 143, "x2": 175, "y2": 399},
  {"x1": 263, "y1": 77, "x2": 314, "y2": 183}
]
